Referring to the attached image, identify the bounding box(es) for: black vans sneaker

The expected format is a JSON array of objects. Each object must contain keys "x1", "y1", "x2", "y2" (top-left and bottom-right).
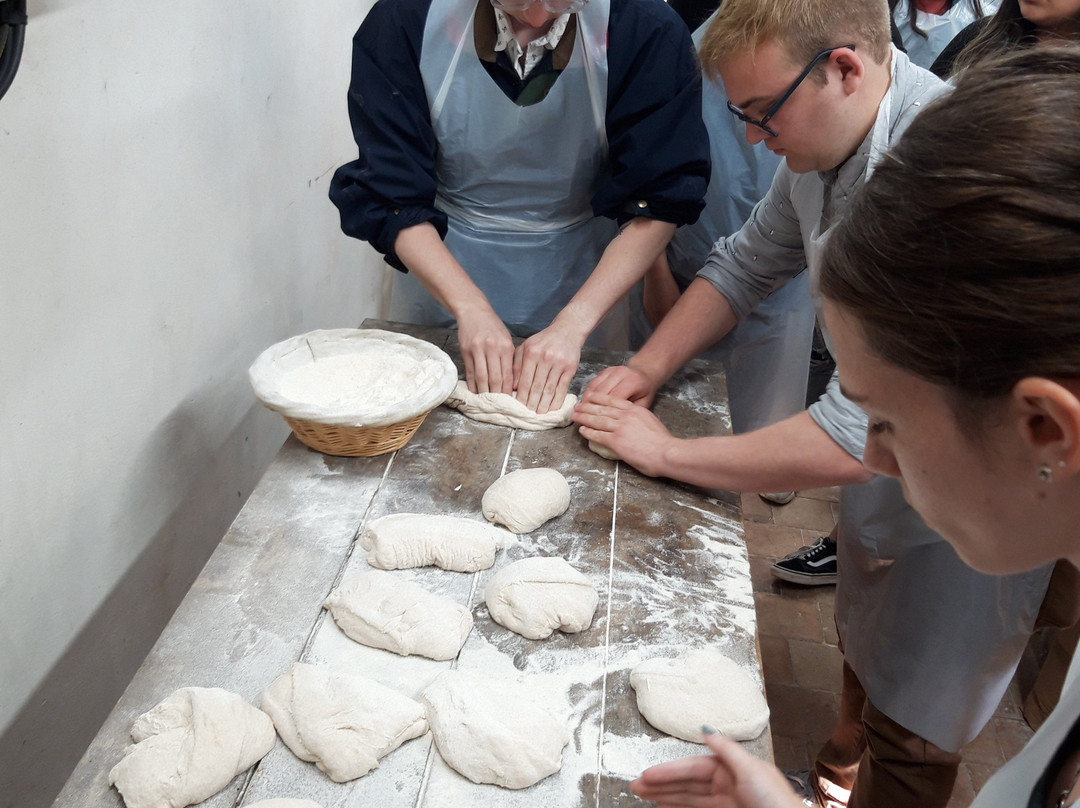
[{"x1": 771, "y1": 536, "x2": 838, "y2": 586}]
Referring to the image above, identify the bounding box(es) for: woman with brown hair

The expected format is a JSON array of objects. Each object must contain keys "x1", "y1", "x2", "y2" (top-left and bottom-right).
[{"x1": 630, "y1": 44, "x2": 1080, "y2": 808}]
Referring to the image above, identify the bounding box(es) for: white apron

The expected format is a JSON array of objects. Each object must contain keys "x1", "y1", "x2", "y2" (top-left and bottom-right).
[
  {"x1": 392, "y1": 0, "x2": 625, "y2": 344},
  {"x1": 630, "y1": 9, "x2": 814, "y2": 433},
  {"x1": 892, "y1": 0, "x2": 1001, "y2": 69},
  {"x1": 803, "y1": 51, "x2": 1050, "y2": 751}
]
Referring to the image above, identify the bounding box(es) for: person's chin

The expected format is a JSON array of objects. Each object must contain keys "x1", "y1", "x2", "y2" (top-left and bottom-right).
[{"x1": 781, "y1": 153, "x2": 814, "y2": 174}]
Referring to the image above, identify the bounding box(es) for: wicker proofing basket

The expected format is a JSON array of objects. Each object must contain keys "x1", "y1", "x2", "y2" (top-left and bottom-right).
[
  {"x1": 283, "y1": 411, "x2": 429, "y2": 457},
  {"x1": 249, "y1": 328, "x2": 459, "y2": 458}
]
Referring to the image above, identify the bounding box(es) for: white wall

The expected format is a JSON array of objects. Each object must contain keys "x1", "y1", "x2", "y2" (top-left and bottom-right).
[{"x1": 0, "y1": 1, "x2": 384, "y2": 802}]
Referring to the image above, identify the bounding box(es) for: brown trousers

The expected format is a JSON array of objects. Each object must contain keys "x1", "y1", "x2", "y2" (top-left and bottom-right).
[{"x1": 812, "y1": 661, "x2": 962, "y2": 808}]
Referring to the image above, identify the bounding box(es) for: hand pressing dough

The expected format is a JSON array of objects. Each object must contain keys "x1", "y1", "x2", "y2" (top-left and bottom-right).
[
  {"x1": 484, "y1": 556, "x2": 598, "y2": 639},
  {"x1": 261, "y1": 662, "x2": 428, "y2": 782},
  {"x1": 248, "y1": 801, "x2": 325, "y2": 808},
  {"x1": 630, "y1": 647, "x2": 770, "y2": 742},
  {"x1": 361, "y1": 513, "x2": 508, "y2": 571},
  {"x1": 422, "y1": 670, "x2": 570, "y2": 789},
  {"x1": 108, "y1": 687, "x2": 276, "y2": 808},
  {"x1": 482, "y1": 468, "x2": 570, "y2": 533},
  {"x1": 324, "y1": 570, "x2": 473, "y2": 660},
  {"x1": 444, "y1": 380, "x2": 577, "y2": 430}
]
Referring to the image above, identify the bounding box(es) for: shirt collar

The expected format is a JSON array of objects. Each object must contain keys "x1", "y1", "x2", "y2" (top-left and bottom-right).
[{"x1": 474, "y1": 0, "x2": 577, "y2": 70}]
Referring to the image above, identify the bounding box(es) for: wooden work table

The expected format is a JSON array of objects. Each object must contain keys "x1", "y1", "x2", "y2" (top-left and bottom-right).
[{"x1": 54, "y1": 321, "x2": 770, "y2": 808}]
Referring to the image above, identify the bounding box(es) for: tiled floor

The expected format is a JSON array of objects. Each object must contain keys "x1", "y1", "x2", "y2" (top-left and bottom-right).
[{"x1": 743, "y1": 487, "x2": 1037, "y2": 808}]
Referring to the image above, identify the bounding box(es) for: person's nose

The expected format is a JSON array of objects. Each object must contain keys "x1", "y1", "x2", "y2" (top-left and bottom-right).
[
  {"x1": 862, "y1": 430, "x2": 901, "y2": 478},
  {"x1": 745, "y1": 123, "x2": 768, "y2": 145}
]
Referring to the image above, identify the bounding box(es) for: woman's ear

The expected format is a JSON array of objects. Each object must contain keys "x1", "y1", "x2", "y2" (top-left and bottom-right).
[{"x1": 1012, "y1": 377, "x2": 1080, "y2": 478}]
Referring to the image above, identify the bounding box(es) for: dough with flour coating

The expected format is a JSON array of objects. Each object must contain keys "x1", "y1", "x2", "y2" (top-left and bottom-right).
[
  {"x1": 361, "y1": 513, "x2": 508, "y2": 571},
  {"x1": 630, "y1": 647, "x2": 770, "y2": 742},
  {"x1": 324, "y1": 570, "x2": 473, "y2": 660},
  {"x1": 261, "y1": 662, "x2": 427, "y2": 782},
  {"x1": 248, "y1": 801, "x2": 324, "y2": 808},
  {"x1": 108, "y1": 687, "x2": 275, "y2": 808},
  {"x1": 482, "y1": 468, "x2": 570, "y2": 533},
  {"x1": 484, "y1": 556, "x2": 598, "y2": 639},
  {"x1": 422, "y1": 669, "x2": 570, "y2": 789},
  {"x1": 444, "y1": 381, "x2": 577, "y2": 430}
]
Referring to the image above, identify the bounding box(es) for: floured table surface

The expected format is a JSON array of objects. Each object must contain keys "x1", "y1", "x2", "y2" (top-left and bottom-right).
[{"x1": 54, "y1": 321, "x2": 770, "y2": 808}]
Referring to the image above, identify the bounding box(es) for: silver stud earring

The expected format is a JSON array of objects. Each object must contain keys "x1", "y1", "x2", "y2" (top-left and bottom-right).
[{"x1": 1038, "y1": 464, "x2": 1054, "y2": 483}]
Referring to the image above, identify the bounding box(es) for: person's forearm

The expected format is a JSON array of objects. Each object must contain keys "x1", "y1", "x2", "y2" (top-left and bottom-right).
[
  {"x1": 393, "y1": 223, "x2": 496, "y2": 322},
  {"x1": 549, "y1": 217, "x2": 675, "y2": 343},
  {"x1": 629, "y1": 277, "x2": 740, "y2": 390},
  {"x1": 656, "y1": 412, "x2": 873, "y2": 492}
]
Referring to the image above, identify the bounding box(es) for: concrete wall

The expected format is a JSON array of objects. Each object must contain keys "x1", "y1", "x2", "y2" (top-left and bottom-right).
[{"x1": 0, "y1": 1, "x2": 384, "y2": 803}]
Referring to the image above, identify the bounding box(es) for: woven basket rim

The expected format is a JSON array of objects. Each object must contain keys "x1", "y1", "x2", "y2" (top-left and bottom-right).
[{"x1": 249, "y1": 328, "x2": 458, "y2": 428}]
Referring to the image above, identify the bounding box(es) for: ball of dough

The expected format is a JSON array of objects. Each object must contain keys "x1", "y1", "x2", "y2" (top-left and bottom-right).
[
  {"x1": 360, "y1": 513, "x2": 508, "y2": 572},
  {"x1": 261, "y1": 663, "x2": 428, "y2": 782},
  {"x1": 482, "y1": 468, "x2": 570, "y2": 533},
  {"x1": 422, "y1": 670, "x2": 570, "y2": 789},
  {"x1": 324, "y1": 570, "x2": 473, "y2": 661},
  {"x1": 108, "y1": 687, "x2": 276, "y2": 808},
  {"x1": 630, "y1": 647, "x2": 770, "y2": 742},
  {"x1": 484, "y1": 556, "x2": 598, "y2": 639}
]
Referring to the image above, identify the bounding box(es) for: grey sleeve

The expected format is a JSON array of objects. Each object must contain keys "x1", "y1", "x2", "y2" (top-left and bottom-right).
[
  {"x1": 695, "y1": 165, "x2": 809, "y2": 320},
  {"x1": 807, "y1": 372, "x2": 869, "y2": 461}
]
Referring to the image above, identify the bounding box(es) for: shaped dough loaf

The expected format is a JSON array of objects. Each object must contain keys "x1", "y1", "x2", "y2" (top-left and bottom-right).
[
  {"x1": 444, "y1": 380, "x2": 577, "y2": 430},
  {"x1": 261, "y1": 662, "x2": 428, "y2": 782},
  {"x1": 482, "y1": 468, "x2": 571, "y2": 533},
  {"x1": 324, "y1": 570, "x2": 473, "y2": 660},
  {"x1": 361, "y1": 513, "x2": 508, "y2": 571},
  {"x1": 630, "y1": 647, "x2": 770, "y2": 742},
  {"x1": 108, "y1": 687, "x2": 276, "y2": 808},
  {"x1": 422, "y1": 670, "x2": 570, "y2": 789},
  {"x1": 484, "y1": 556, "x2": 598, "y2": 639}
]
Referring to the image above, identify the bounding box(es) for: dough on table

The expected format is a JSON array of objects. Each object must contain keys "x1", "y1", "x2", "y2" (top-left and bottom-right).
[
  {"x1": 247, "y1": 801, "x2": 325, "y2": 808},
  {"x1": 324, "y1": 569, "x2": 473, "y2": 661},
  {"x1": 261, "y1": 662, "x2": 428, "y2": 782},
  {"x1": 444, "y1": 380, "x2": 577, "y2": 430},
  {"x1": 422, "y1": 669, "x2": 570, "y2": 789},
  {"x1": 630, "y1": 647, "x2": 770, "y2": 742},
  {"x1": 484, "y1": 556, "x2": 598, "y2": 639},
  {"x1": 482, "y1": 468, "x2": 571, "y2": 534},
  {"x1": 108, "y1": 687, "x2": 276, "y2": 808},
  {"x1": 361, "y1": 513, "x2": 508, "y2": 571},
  {"x1": 587, "y1": 438, "x2": 620, "y2": 461}
]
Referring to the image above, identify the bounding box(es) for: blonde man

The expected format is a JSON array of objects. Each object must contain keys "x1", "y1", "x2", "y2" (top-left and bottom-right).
[{"x1": 575, "y1": 0, "x2": 1052, "y2": 805}]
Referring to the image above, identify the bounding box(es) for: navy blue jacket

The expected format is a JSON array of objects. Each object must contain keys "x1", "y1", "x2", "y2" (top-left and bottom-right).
[{"x1": 329, "y1": 0, "x2": 710, "y2": 270}]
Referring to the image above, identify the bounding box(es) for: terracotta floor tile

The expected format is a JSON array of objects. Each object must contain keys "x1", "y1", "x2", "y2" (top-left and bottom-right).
[
  {"x1": 742, "y1": 520, "x2": 809, "y2": 559},
  {"x1": 771, "y1": 497, "x2": 837, "y2": 532},
  {"x1": 754, "y1": 592, "x2": 826, "y2": 642},
  {"x1": 788, "y1": 639, "x2": 844, "y2": 693},
  {"x1": 759, "y1": 634, "x2": 795, "y2": 686}
]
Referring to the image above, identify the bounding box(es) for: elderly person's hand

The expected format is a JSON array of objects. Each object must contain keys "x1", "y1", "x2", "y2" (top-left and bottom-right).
[
  {"x1": 572, "y1": 393, "x2": 673, "y2": 476},
  {"x1": 631, "y1": 727, "x2": 806, "y2": 808},
  {"x1": 457, "y1": 308, "x2": 515, "y2": 395}
]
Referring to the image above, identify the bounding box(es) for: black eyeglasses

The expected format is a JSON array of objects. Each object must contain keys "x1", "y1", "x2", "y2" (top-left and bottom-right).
[{"x1": 726, "y1": 44, "x2": 856, "y2": 137}]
